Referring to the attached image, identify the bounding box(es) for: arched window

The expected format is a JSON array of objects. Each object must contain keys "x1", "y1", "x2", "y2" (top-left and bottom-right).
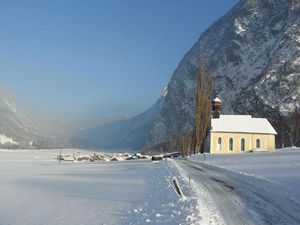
[
  {"x1": 241, "y1": 138, "x2": 245, "y2": 151},
  {"x1": 256, "y1": 139, "x2": 261, "y2": 149},
  {"x1": 229, "y1": 138, "x2": 233, "y2": 151},
  {"x1": 217, "y1": 137, "x2": 222, "y2": 151}
]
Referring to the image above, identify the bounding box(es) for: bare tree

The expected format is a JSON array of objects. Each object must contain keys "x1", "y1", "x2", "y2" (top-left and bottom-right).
[
  {"x1": 191, "y1": 56, "x2": 212, "y2": 154},
  {"x1": 180, "y1": 133, "x2": 193, "y2": 157},
  {"x1": 284, "y1": 108, "x2": 300, "y2": 147}
]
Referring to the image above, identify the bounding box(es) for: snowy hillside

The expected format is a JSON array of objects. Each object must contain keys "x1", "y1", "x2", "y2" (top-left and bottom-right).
[
  {"x1": 0, "y1": 92, "x2": 35, "y2": 148},
  {"x1": 0, "y1": 89, "x2": 66, "y2": 149},
  {"x1": 0, "y1": 134, "x2": 18, "y2": 146}
]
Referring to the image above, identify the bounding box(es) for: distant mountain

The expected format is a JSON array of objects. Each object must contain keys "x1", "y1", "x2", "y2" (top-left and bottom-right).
[
  {"x1": 0, "y1": 89, "x2": 67, "y2": 149},
  {"x1": 72, "y1": 0, "x2": 300, "y2": 151},
  {"x1": 70, "y1": 88, "x2": 167, "y2": 151}
]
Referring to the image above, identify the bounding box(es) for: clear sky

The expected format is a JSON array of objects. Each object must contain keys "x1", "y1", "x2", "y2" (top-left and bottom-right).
[{"x1": 0, "y1": 0, "x2": 238, "y2": 120}]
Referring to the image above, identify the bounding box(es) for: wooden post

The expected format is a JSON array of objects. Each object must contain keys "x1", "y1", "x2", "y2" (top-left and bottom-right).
[
  {"x1": 59, "y1": 149, "x2": 62, "y2": 163},
  {"x1": 165, "y1": 177, "x2": 184, "y2": 197},
  {"x1": 173, "y1": 178, "x2": 183, "y2": 197}
]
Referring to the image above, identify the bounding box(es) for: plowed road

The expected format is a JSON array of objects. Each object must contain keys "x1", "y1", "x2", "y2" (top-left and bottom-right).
[{"x1": 175, "y1": 160, "x2": 300, "y2": 225}]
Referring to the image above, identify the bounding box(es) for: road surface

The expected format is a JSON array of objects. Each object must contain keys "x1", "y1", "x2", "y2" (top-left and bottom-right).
[{"x1": 174, "y1": 159, "x2": 300, "y2": 225}]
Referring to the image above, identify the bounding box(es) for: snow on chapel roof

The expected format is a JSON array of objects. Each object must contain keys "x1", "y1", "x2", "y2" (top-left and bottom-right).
[
  {"x1": 213, "y1": 97, "x2": 221, "y2": 102},
  {"x1": 211, "y1": 115, "x2": 277, "y2": 135}
]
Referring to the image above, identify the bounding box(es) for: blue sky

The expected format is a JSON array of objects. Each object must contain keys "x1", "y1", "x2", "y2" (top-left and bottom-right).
[{"x1": 0, "y1": 0, "x2": 238, "y2": 120}]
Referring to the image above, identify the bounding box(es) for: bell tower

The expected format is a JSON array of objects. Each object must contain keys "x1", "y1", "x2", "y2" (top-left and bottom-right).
[{"x1": 212, "y1": 97, "x2": 221, "y2": 118}]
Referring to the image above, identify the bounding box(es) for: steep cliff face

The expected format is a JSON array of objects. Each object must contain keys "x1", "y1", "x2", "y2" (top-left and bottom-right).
[{"x1": 146, "y1": 0, "x2": 300, "y2": 147}]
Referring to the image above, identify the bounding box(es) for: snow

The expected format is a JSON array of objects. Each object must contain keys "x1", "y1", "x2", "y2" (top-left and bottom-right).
[
  {"x1": 212, "y1": 115, "x2": 277, "y2": 134},
  {"x1": 190, "y1": 148, "x2": 300, "y2": 193},
  {"x1": 0, "y1": 146, "x2": 298, "y2": 225},
  {"x1": 294, "y1": 56, "x2": 300, "y2": 66},
  {"x1": 234, "y1": 18, "x2": 246, "y2": 35},
  {"x1": 212, "y1": 97, "x2": 221, "y2": 102},
  {"x1": 173, "y1": 148, "x2": 300, "y2": 224},
  {"x1": 160, "y1": 85, "x2": 169, "y2": 97},
  {"x1": 57, "y1": 151, "x2": 148, "y2": 162},
  {"x1": 172, "y1": 161, "x2": 226, "y2": 225},
  {"x1": 0, "y1": 134, "x2": 18, "y2": 145},
  {"x1": 0, "y1": 149, "x2": 201, "y2": 225}
]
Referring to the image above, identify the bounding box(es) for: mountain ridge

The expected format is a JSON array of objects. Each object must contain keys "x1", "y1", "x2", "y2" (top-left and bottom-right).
[{"x1": 146, "y1": 0, "x2": 300, "y2": 149}]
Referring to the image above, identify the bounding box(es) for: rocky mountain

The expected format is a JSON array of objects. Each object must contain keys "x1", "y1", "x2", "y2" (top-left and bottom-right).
[
  {"x1": 72, "y1": 0, "x2": 300, "y2": 151},
  {"x1": 147, "y1": 0, "x2": 300, "y2": 148},
  {"x1": 0, "y1": 89, "x2": 67, "y2": 149}
]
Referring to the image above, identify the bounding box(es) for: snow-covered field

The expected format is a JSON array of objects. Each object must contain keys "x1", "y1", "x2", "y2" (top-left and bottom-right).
[
  {"x1": 1, "y1": 148, "x2": 299, "y2": 225},
  {"x1": 191, "y1": 147, "x2": 300, "y2": 188},
  {"x1": 0, "y1": 149, "x2": 200, "y2": 225}
]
